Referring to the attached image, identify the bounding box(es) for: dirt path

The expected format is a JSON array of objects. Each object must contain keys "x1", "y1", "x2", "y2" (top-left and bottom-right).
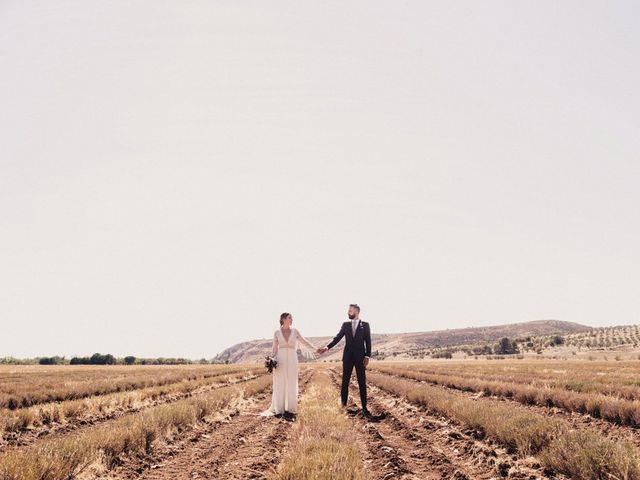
[
  {"x1": 102, "y1": 371, "x2": 312, "y2": 480},
  {"x1": 330, "y1": 368, "x2": 560, "y2": 480},
  {"x1": 0, "y1": 374, "x2": 264, "y2": 453},
  {"x1": 329, "y1": 369, "x2": 490, "y2": 479}
]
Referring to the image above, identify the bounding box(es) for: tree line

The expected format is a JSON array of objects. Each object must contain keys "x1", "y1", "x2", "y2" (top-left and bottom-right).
[{"x1": 0, "y1": 354, "x2": 225, "y2": 365}]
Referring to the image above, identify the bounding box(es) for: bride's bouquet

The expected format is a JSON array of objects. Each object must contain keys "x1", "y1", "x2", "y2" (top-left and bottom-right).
[{"x1": 264, "y1": 356, "x2": 278, "y2": 373}]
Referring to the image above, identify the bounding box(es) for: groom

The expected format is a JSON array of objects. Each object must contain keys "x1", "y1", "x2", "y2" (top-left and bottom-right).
[{"x1": 318, "y1": 303, "x2": 372, "y2": 417}]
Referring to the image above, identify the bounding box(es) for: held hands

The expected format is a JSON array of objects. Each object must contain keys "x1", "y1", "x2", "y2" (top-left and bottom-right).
[{"x1": 316, "y1": 347, "x2": 328, "y2": 355}]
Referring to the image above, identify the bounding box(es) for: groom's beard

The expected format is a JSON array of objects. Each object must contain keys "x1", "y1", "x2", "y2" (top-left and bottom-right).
[{"x1": 348, "y1": 314, "x2": 356, "y2": 319}]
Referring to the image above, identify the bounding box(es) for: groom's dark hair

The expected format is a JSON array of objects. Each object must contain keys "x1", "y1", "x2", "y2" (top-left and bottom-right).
[
  {"x1": 349, "y1": 304, "x2": 360, "y2": 312},
  {"x1": 279, "y1": 312, "x2": 291, "y2": 326}
]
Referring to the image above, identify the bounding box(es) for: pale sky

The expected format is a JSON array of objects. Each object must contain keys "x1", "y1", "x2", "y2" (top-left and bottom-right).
[{"x1": 1, "y1": 1, "x2": 639, "y2": 359}]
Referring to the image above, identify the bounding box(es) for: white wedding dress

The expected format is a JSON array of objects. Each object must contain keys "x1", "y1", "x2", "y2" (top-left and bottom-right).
[{"x1": 260, "y1": 327, "x2": 317, "y2": 416}]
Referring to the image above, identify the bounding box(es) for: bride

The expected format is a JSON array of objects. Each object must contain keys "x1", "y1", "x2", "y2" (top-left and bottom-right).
[{"x1": 260, "y1": 312, "x2": 318, "y2": 419}]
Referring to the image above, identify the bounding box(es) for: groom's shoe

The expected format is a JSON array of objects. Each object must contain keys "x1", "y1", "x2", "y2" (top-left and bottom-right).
[{"x1": 362, "y1": 408, "x2": 372, "y2": 418}]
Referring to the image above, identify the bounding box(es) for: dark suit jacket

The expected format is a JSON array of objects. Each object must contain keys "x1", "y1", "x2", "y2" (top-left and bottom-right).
[{"x1": 326, "y1": 320, "x2": 372, "y2": 361}]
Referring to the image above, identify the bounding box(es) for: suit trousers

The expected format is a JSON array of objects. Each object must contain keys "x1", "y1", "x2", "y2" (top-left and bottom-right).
[{"x1": 341, "y1": 353, "x2": 367, "y2": 410}]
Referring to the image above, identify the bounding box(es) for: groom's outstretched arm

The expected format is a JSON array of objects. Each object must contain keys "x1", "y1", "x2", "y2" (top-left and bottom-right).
[{"x1": 326, "y1": 323, "x2": 346, "y2": 350}]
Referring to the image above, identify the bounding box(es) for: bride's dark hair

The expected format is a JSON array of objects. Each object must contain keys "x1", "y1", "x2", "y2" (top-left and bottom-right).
[{"x1": 279, "y1": 312, "x2": 291, "y2": 326}]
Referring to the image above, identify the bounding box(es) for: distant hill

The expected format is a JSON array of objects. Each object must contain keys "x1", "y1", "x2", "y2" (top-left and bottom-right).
[{"x1": 213, "y1": 319, "x2": 591, "y2": 364}]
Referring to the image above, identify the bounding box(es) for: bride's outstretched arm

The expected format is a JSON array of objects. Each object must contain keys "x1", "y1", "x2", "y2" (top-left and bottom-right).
[
  {"x1": 296, "y1": 329, "x2": 316, "y2": 350},
  {"x1": 295, "y1": 329, "x2": 318, "y2": 359}
]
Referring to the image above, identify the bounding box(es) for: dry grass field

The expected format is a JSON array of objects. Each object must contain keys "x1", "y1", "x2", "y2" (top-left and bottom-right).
[{"x1": 2, "y1": 360, "x2": 640, "y2": 479}]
